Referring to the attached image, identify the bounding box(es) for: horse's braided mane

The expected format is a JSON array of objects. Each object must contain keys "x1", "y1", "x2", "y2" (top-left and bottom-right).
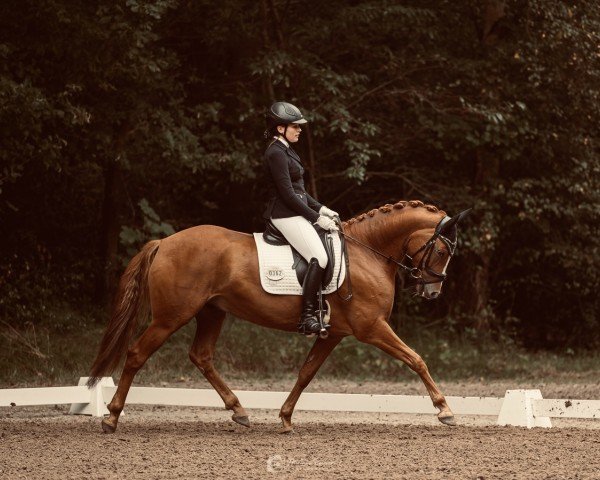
[{"x1": 342, "y1": 200, "x2": 446, "y2": 227}]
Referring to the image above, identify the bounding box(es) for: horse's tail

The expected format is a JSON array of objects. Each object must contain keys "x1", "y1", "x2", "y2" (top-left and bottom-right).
[{"x1": 86, "y1": 240, "x2": 161, "y2": 388}]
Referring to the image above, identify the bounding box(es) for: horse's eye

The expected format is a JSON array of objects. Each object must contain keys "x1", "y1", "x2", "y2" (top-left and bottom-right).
[{"x1": 436, "y1": 249, "x2": 444, "y2": 257}]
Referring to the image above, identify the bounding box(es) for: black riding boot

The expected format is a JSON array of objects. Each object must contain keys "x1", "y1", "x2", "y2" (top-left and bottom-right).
[{"x1": 298, "y1": 258, "x2": 325, "y2": 335}]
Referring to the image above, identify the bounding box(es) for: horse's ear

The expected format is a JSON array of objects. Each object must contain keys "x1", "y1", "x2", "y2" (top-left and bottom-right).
[
  {"x1": 454, "y1": 208, "x2": 472, "y2": 224},
  {"x1": 437, "y1": 208, "x2": 472, "y2": 236}
]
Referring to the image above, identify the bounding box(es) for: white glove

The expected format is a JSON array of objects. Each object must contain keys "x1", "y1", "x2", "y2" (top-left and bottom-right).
[
  {"x1": 319, "y1": 206, "x2": 339, "y2": 218},
  {"x1": 314, "y1": 215, "x2": 339, "y2": 231}
]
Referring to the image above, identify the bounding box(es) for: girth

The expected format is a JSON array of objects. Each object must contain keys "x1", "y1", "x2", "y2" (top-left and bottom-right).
[{"x1": 263, "y1": 219, "x2": 336, "y2": 287}]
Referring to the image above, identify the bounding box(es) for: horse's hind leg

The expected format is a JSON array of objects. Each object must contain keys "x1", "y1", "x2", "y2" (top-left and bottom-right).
[
  {"x1": 279, "y1": 335, "x2": 342, "y2": 433},
  {"x1": 102, "y1": 317, "x2": 187, "y2": 433},
  {"x1": 189, "y1": 305, "x2": 249, "y2": 427},
  {"x1": 356, "y1": 320, "x2": 456, "y2": 426}
]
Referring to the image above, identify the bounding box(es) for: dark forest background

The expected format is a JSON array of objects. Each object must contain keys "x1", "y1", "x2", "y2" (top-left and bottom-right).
[{"x1": 1, "y1": 0, "x2": 598, "y2": 364}]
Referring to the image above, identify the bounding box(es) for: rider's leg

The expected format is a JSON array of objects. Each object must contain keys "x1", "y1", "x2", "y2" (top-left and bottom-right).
[
  {"x1": 299, "y1": 258, "x2": 325, "y2": 334},
  {"x1": 270, "y1": 216, "x2": 328, "y2": 334}
]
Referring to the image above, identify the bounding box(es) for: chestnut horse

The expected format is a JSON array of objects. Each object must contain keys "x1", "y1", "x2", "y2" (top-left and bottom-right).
[{"x1": 87, "y1": 200, "x2": 467, "y2": 433}]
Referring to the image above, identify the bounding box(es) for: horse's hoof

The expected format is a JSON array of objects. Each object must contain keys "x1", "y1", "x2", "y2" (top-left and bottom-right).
[
  {"x1": 438, "y1": 414, "x2": 457, "y2": 426},
  {"x1": 279, "y1": 425, "x2": 294, "y2": 434},
  {"x1": 232, "y1": 414, "x2": 250, "y2": 428},
  {"x1": 101, "y1": 419, "x2": 116, "y2": 434},
  {"x1": 279, "y1": 416, "x2": 293, "y2": 434}
]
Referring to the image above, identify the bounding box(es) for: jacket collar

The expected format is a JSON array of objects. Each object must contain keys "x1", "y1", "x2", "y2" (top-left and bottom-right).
[
  {"x1": 272, "y1": 139, "x2": 302, "y2": 163},
  {"x1": 275, "y1": 136, "x2": 289, "y2": 148}
]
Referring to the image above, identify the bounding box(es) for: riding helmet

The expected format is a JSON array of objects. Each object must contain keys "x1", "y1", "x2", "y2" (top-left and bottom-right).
[{"x1": 266, "y1": 101, "x2": 308, "y2": 126}]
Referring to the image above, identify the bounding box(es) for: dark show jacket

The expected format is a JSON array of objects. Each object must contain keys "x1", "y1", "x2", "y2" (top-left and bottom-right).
[{"x1": 263, "y1": 139, "x2": 322, "y2": 223}]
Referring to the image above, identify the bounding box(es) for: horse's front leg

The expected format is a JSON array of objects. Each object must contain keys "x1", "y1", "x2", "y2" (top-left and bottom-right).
[
  {"x1": 279, "y1": 335, "x2": 342, "y2": 433},
  {"x1": 356, "y1": 320, "x2": 455, "y2": 426}
]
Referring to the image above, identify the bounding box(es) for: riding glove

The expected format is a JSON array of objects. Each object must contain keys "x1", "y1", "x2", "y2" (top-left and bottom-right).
[
  {"x1": 314, "y1": 215, "x2": 339, "y2": 231},
  {"x1": 319, "y1": 206, "x2": 339, "y2": 218}
]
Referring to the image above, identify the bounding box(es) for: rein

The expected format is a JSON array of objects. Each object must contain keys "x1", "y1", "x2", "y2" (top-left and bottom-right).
[{"x1": 334, "y1": 216, "x2": 456, "y2": 293}]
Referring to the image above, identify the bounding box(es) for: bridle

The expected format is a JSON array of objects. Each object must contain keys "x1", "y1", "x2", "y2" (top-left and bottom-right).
[
  {"x1": 336, "y1": 216, "x2": 457, "y2": 289},
  {"x1": 402, "y1": 216, "x2": 457, "y2": 285}
]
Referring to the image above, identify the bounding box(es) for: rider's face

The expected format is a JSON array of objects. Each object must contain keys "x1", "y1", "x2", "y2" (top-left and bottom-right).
[{"x1": 277, "y1": 124, "x2": 302, "y2": 143}]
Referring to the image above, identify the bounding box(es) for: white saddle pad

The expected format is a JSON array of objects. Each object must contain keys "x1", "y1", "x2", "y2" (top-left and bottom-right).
[{"x1": 253, "y1": 232, "x2": 346, "y2": 295}]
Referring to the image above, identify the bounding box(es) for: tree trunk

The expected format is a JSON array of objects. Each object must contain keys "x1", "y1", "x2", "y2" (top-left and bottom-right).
[
  {"x1": 453, "y1": 0, "x2": 506, "y2": 331},
  {"x1": 466, "y1": 149, "x2": 499, "y2": 332},
  {"x1": 465, "y1": 254, "x2": 492, "y2": 331},
  {"x1": 481, "y1": 1, "x2": 506, "y2": 46},
  {"x1": 260, "y1": 0, "x2": 276, "y2": 102},
  {"x1": 94, "y1": 159, "x2": 123, "y2": 307},
  {"x1": 94, "y1": 123, "x2": 132, "y2": 308},
  {"x1": 304, "y1": 125, "x2": 319, "y2": 200}
]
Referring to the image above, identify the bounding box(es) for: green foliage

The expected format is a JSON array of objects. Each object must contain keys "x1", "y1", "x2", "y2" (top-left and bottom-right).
[
  {"x1": 120, "y1": 199, "x2": 175, "y2": 260},
  {"x1": 1, "y1": 0, "x2": 598, "y2": 351}
]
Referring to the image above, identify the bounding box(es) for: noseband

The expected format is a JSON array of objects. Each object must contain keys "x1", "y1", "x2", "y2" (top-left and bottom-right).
[{"x1": 338, "y1": 216, "x2": 456, "y2": 286}]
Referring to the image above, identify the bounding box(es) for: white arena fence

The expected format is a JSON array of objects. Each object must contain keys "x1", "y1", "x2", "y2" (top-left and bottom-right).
[{"x1": 0, "y1": 377, "x2": 598, "y2": 429}]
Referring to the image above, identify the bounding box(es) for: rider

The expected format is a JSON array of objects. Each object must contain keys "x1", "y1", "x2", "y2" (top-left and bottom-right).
[{"x1": 263, "y1": 101, "x2": 339, "y2": 335}]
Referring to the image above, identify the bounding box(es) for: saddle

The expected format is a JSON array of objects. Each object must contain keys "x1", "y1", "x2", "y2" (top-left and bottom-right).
[{"x1": 262, "y1": 219, "x2": 336, "y2": 288}]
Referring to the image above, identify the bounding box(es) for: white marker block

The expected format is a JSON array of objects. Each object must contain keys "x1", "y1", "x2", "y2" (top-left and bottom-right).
[
  {"x1": 497, "y1": 389, "x2": 552, "y2": 428},
  {"x1": 69, "y1": 377, "x2": 115, "y2": 417}
]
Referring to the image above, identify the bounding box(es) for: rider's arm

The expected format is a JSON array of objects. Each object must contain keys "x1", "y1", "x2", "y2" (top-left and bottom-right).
[
  {"x1": 305, "y1": 192, "x2": 323, "y2": 213},
  {"x1": 266, "y1": 149, "x2": 320, "y2": 223}
]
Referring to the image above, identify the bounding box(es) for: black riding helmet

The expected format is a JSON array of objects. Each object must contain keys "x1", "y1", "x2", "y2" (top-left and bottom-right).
[
  {"x1": 267, "y1": 101, "x2": 308, "y2": 125},
  {"x1": 264, "y1": 101, "x2": 307, "y2": 139}
]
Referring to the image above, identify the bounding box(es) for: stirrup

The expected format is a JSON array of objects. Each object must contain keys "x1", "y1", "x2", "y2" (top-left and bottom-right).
[{"x1": 298, "y1": 316, "x2": 321, "y2": 336}]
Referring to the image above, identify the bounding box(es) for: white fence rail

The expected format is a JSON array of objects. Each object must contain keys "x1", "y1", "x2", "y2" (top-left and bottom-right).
[
  {"x1": 1, "y1": 377, "x2": 598, "y2": 428},
  {"x1": 0, "y1": 386, "x2": 89, "y2": 407},
  {"x1": 533, "y1": 399, "x2": 600, "y2": 420}
]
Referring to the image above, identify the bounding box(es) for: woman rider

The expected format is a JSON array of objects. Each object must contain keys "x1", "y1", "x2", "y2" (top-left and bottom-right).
[{"x1": 263, "y1": 101, "x2": 339, "y2": 336}]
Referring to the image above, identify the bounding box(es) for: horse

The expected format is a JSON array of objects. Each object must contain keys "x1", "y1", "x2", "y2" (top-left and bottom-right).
[{"x1": 87, "y1": 199, "x2": 468, "y2": 433}]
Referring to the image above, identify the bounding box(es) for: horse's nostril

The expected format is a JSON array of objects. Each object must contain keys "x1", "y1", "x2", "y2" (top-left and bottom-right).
[{"x1": 429, "y1": 291, "x2": 439, "y2": 298}]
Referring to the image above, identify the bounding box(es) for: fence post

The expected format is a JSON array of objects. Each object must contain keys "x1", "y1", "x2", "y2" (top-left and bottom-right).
[
  {"x1": 69, "y1": 377, "x2": 115, "y2": 417},
  {"x1": 497, "y1": 389, "x2": 552, "y2": 428}
]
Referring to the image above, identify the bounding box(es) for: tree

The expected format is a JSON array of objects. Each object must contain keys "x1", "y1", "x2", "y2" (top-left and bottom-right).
[{"x1": 1, "y1": 0, "x2": 598, "y2": 348}]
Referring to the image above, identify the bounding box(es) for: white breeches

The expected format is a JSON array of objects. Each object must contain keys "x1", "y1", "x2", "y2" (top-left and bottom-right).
[{"x1": 271, "y1": 216, "x2": 328, "y2": 268}]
